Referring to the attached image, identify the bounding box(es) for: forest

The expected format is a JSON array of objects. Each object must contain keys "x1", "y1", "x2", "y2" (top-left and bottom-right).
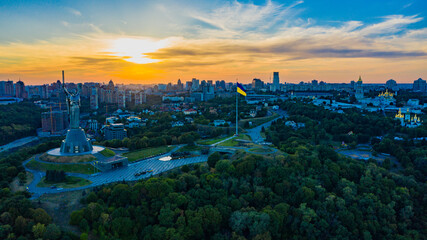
[
  {"x1": 0, "y1": 139, "x2": 78, "y2": 239},
  {"x1": 70, "y1": 148, "x2": 426, "y2": 239},
  {"x1": 0, "y1": 102, "x2": 43, "y2": 145}
]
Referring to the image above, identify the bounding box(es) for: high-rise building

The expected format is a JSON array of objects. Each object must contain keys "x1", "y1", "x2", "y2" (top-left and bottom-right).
[
  {"x1": 108, "y1": 79, "x2": 115, "y2": 90},
  {"x1": 413, "y1": 78, "x2": 426, "y2": 92},
  {"x1": 355, "y1": 76, "x2": 364, "y2": 100},
  {"x1": 90, "y1": 87, "x2": 98, "y2": 110},
  {"x1": 252, "y1": 78, "x2": 264, "y2": 90},
  {"x1": 5, "y1": 81, "x2": 14, "y2": 96},
  {"x1": 177, "y1": 79, "x2": 183, "y2": 90},
  {"x1": 125, "y1": 90, "x2": 132, "y2": 103},
  {"x1": 118, "y1": 91, "x2": 126, "y2": 109},
  {"x1": 15, "y1": 80, "x2": 26, "y2": 98},
  {"x1": 192, "y1": 78, "x2": 199, "y2": 91},
  {"x1": 0, "y1": 81, "x2": 6, "y2": 96},
  {"x1": 273, "y1": 72, "x2": 280, "y2": 92},
  {"x1": 135, "y1": 91, "x2": 146, "y2": 105},
  {"x1": 41, "y1": 110, "x2": 69, "y2": 134}
]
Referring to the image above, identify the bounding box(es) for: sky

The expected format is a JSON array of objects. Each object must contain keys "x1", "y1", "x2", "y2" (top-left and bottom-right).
[{"x1": 0, "y1": 0, "x2": 426, "y2": 85}]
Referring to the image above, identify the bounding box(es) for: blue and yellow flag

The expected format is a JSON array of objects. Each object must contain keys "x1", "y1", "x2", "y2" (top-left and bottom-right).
[{"x1": 237, "y1": 83, "x2": 247, "y2": 96}]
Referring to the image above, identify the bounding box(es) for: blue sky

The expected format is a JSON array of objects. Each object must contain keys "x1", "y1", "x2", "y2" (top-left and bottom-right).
[{"x1": 0, "y1": 0, "x2": 426, "y2": 84}]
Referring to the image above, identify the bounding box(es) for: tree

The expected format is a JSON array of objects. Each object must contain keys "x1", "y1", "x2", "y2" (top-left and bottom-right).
[
  {"x1": 79, "y1": 219, "x2": 89, "y2": 233},
  {"x1": 17, "y1": 172, "x2": 26, "y2": 185},
  {"x1": 32, "y1": 208, "x2": 52, "y2": 225},
  {"x1": 208, "y1": 152, "x2": 221, "y2": 168},
  {"x1": 43, "y1": 224, "x2": 61, "y2": 240},
  {"x1": 32, "y1": 223, "x2": 46, "y2": 239}
]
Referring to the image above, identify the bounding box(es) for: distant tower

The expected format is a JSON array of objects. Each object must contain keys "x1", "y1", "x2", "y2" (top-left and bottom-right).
[
  {"x1": 273, "y1": 72, "x2": 280, "y2": 92},
  {"x1": 90, "y1": 87, "x2": 98, "y2": 110},
  {"x1": 355, "y1": 75, "x2": 364, "y2": 100},
  {"x1": 15, "y1": 80, "x2": 26, "y2": 98}
]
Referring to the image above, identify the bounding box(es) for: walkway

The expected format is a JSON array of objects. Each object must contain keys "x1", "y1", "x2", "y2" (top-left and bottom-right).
[
  {"x1": 246, "y1": 110, "x2": 288, "y2": 144},
  {"x1": 24, "y1": 150, "x2": 208, "y2": 198},
  {"x1": 0, "y1": 136, "x2": 39, "y2": 153},
  {"x1": 210, "y1": 136, "x2": 236, "y2": 147}
]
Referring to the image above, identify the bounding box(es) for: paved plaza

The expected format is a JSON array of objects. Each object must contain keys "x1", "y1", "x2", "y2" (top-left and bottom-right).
[{"x1": 24, "y1": 153, "x2": 208, "y2": 198}]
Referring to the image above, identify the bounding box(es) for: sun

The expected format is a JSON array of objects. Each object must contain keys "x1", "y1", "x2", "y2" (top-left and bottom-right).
[{"x1": 106, "y1": 37, "x2": 175, "y2": 64}]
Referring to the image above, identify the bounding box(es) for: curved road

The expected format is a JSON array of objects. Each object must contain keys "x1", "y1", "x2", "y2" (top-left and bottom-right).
[
  {"x1": 24, "y1": 151, "x2": 208, "y2": 198},
  {"x1": 24, "y1": 110, "x2": 286, "y2": 198},
  {"x1": 246, "y1": 110, "x2": 288, "y2": 144}
]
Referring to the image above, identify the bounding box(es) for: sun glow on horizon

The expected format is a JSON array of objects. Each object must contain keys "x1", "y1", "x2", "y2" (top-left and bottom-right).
[{"x1": 106, "y1": 37, "x2": 178, "y2": 64}]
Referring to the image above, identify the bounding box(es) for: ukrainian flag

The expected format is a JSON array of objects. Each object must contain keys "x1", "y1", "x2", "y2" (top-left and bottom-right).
[{"x1": 237, "y1": 83, "x2": 247, "y2": 96}]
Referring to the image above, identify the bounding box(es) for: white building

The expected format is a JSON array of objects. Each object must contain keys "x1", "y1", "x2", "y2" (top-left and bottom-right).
[{"x1": 213, "y1": 120, "x2": 226, "y2": 126}]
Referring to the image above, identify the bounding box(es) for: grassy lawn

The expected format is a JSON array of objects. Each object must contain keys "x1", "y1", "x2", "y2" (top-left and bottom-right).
[
  {"x1": 37, "y1": 176, "x2": 92, "y2": 189},
  {"x1": 177, "y1": 145, "x2": 202, "y2": 152},
  {"x1": 218, "y1": 134, "x2": 250, "y2": 147},
  {"x1": 239, "y1": 112, "x2": 279, "y2": 129},
  {"x1": 39, "y1": 153, "x2": 95, "y2": 163},
  {"x1": 249, "y1": 147, "x2": 273, "y2": 153},
  {"x1": 123, "y1": 146, "x2": 174, "y2": 162},
  {"x1": 26, "y1": 159, "x2": 94, "y2": 175},
  {"x1": 99, "y1": 148, "x2": 115, "y2": 157},
  {"x1": 197, "y1": 135, "x2": 233, "y2": 145}
]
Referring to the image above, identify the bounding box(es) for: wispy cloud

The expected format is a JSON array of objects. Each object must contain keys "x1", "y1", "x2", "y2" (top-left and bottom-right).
[{"x1": 67, "y1": 8, "x2": 82, "y2": 17}]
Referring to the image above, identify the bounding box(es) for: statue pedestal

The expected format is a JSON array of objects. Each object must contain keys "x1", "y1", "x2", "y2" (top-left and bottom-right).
[{"x1": 60, "y1": 127, "x2": 93, "y2": 154}]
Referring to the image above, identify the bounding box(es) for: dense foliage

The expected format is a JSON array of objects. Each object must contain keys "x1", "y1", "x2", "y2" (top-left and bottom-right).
[
  {"x1": 72, "y1": 99, "x2": 426, "y2": 239},
  {"x1": 72, "y1": 152, "x2": 426, "y2": 239},
  {"x1": 0, "y1": 140, "x2": 77, "y2": 239},
  {"x1": 0, "y1": 102, "x2": 43, "y2": 145}
]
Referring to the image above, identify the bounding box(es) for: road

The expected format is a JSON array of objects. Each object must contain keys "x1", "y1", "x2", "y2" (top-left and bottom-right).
[
  {"x1": 0, "y1": 136, "x2": 39, "y2": 153},
  {"x1": 246, "y1": 110, "x2": 288, "y2": 144},
  {"x1": 24, "y1": 152, "x2": 208, "y2": 198}
]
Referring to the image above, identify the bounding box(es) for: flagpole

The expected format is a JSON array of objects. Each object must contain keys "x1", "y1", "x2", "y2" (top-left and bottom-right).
[{"x1": 236, "y1": 86, "x2": 238, "y2": 136}]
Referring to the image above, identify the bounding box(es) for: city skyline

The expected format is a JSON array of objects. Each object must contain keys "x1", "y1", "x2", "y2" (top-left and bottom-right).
[{"x1": 0, "y1": 0, "x2": 426, "y2": 85}]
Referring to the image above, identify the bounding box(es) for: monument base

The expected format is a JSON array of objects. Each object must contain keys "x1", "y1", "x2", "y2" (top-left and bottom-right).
[
  {"x1": 60, "y1": 127, "x2": 93, "y2": 154},
  {"x1": 47, "y1": 145, "x2": 105, "y2": 157}
]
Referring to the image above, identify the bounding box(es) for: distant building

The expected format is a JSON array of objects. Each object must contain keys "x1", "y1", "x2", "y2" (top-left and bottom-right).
[
  {"x1": 15, "y1": 80, "x2": 26, "y2": 98},
  {"x1": 118, "y1": 91, "x2": 126, "y2": 109},
  {"x1": 355, "y1": 76, "x2": 364, "y2": 100},
  {"x1": 413, "y1": 78, "x2": 426, "y2": 92},
  {"x1": 213, "y1": 120, "x2": 226, "y2": 126},
  {"x1": 395, "y1": 108, "x2": 422, "y2": 128},
  {"x1": 407, "y1": 99, "x2": 420, "y2": 106},
  {"x1": 135, "y1": 91, "x2": 146, "y2": 105},
  {"x1": 41, "y1": 110, "x2": 69, "y2": 134},
  {"x1": 192, "y1": 78, "x2": 200, "y2": 91},
  {"x1": 252, "y1": 78, "x2": 264, "y2": 90},
  {"x1": 0, "y1": 81, "x2": 6, "y2": 96},
  {"x1": 104, "y1": 123, "x2": 127, "y2": 140},
  {"x1": 191, "y1": 92, "x2": 204, "y2": 102},
  {"x1": 88, "y1": 119, "x2": 99, "y2": 131},
  {"x1": 5, "y1": 81, "x2": 14, "y2": 96},
  {"x1": 386, "y1": 79, "x2": 397, "y2": 90},
  {"x1": 162, "y1": 96, "x2": 184, "y2": 102},
  {"x1": 273, "y1": 72, "x2": 280, "y2": 91},
  {"x1": 171, "y1": 121, "x2": 184, "y2": 127},
  {"x1": 90, "y1": 87, "x2": 98, "y2": 110},
  {"x1": 184, "y1": 109, "x2": 197, "y2": 115}
]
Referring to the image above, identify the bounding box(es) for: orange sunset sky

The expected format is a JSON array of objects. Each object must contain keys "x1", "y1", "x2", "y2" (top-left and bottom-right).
[{"x1": 0, "y1": 0, "x2": 426, "y2": 85}]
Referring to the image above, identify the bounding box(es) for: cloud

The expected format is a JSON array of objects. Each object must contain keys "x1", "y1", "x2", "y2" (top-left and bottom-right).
[
  {"x1": 189, "y1": 0, "x2": 303, "y2": 37},
  {"x1": 68, "y1": 8, "x2": 82, "y2": 17},
  {"x1": 0, "y1": 1, "x2": 426, "y2": 84}
]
